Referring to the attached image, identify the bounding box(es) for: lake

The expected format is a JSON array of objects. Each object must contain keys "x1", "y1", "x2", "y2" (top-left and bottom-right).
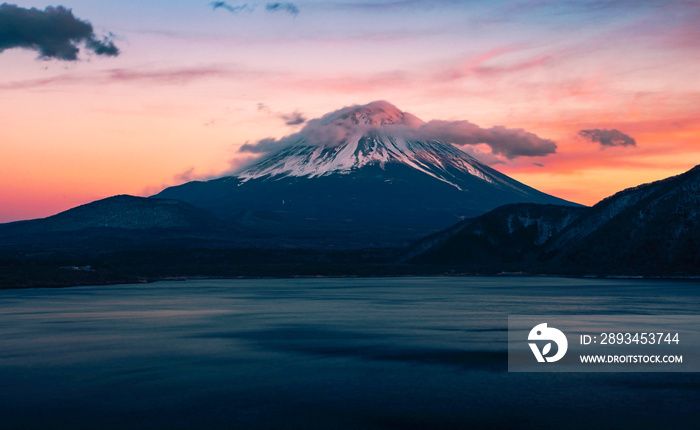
[{"x1": 1, "y1": 277, "x2": 699, "y2": 429}]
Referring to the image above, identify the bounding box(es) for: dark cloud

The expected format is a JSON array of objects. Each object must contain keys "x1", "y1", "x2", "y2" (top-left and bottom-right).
[
  {"x1": 257, "y1": 103, "x2": 307, "y2": 126},
  {"x1": 208, "y1": 1, "x2": 255, "y2": 14},
  {"x1": 265, "y1": 2, "x2": 300, "y2": 16},
  {"x1": 240, "y1": 137, "x2": 284, "y2": 154},
  {"x1": 280, "y1": 111, "x2": 306, "y2": 125},
  {"x1": 416, "y1": 120, "x2": 557, "y2": 159},
  {"x1": 209, "y1": 2, "x2": 299, "y2": 16},
  {"x1": 579, "y1": 128, "x2": 637, "y2": 148},
  {"x1": 240, "y1": 101, "x2": 556, "y2": 160},
  {"x1": 86, "y1": 34, "x2": 119, "y2": 56},
  {"x1": 533, "y1": 162, "x2": 545, "y2": 167},
  {"x1": 0, "y1": 3, "x2": 119, "y2": 61}
]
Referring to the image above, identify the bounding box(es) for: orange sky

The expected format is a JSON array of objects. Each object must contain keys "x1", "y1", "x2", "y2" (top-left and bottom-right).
[{"x1": 1, "y1": 1, "x2": 699, "y2": 222}]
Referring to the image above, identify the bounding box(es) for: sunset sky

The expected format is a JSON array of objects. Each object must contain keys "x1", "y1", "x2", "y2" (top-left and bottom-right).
[{"x1": 1, "y1": 0, "x2": 699, "y2": 222}]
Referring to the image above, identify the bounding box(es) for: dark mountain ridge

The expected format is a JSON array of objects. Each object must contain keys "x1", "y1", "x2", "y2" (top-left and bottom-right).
[
  {"x1": 406, "y1": 203, "x2": 587, "y2": 268},
  {"x1": 0, "y1": 166, "x2": 698, "y2": 288},
  {"x1": 410, "y1": 165, "x2": 700, "y2": 276},
  {"x1": 548, "y1": 164, "x2": 700, "y2": 274},
  {"x1": 0, "y1": 195, "x2": 236, "y2": 251}
]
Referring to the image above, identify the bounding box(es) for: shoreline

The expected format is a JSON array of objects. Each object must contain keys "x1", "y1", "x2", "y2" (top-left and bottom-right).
[{"x1": 3, "y1": 272, "x2": 700, "y2": 291}]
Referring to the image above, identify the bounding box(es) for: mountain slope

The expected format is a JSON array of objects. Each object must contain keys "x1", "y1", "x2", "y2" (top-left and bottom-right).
[
  {"x1": 406, "y1": 203, "x2": 587, "y2": 269},
  {"x1": 0, "y1": 195, "x2": 235, "y2": 251},
  {"x1": 409, "y1": 165, "x2": 700, "y2": 275},
  {"x1": 549, "y1": 165, "x2": 700, "y2": 274},
  {"x1": 156, "y1": 101, "x2": 577, "y2": 248},
  {"x1": 2, "y1": 195, "x2": 224, "y2": 232},
  {"x1": 240, "y1": 130, "x2": 520, "y2": 192}
]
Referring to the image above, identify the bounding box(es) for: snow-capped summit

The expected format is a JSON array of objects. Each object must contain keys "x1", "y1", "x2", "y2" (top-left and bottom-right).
[
  {"x1": 238, "y1": 130, "x2": 496, "y2": 189},
  {"x1": 238, "y1": 101, "x2": 501, "y2": 189},
  {"x1": 318, "y1": 100, "x2": 424, "y2": 127},
  {"x1": 155, "y1": 101, "x2": 577, "y2": 248}
]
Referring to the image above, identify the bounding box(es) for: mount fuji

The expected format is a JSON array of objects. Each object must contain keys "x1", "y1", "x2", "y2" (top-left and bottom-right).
[{"x1": 155, "y1": 101, "x2": 579, "y2": 247}]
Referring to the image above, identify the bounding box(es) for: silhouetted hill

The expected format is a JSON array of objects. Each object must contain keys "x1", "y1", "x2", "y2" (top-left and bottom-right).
[
  {"x1": 0, "y1": 195, "x2": 236, "y2": 251},
  {"x1": 409, "y1": 165, "x2": 700, "y2": 276},
  {"x1": 406, "y1": 203, "x2": 587, "y2": 270},
  {"x1": 1, "y1": 167, "x2": 698, "y2": 289},
  {"x1": 549, "y1": 165, "x2": 700, "y2": 275}
]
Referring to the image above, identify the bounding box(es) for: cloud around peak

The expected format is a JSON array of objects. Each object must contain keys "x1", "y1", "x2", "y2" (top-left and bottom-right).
[
  {"x1": 0, "y1": 3, "x2": 119, "y2": 61},
  {"x1": 240, "y1": 101, "x2": 557, "y2": 161},
  {"x1": 416, "y1": 120, "x2": 557, "y2": 159}
]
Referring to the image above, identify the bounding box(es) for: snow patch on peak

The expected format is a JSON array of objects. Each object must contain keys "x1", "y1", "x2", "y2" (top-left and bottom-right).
[
  {"x1": 237, "y1": 126, "x2": 498, "y2": 190},
  {"x1": 321, "y1": 100, "x2": 425, "y2": 127},
  {"x1": 235, "y1": 101, "x2": 549, "y2": 193}
]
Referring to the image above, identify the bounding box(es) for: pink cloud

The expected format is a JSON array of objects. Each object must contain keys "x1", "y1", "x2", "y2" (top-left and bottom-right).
[
  {"x1": 0, "y1": 65, "x2": 263, "y2": 90},
  {"x1": 240, "y1": 100, "x2": 557, "y2": 160}
]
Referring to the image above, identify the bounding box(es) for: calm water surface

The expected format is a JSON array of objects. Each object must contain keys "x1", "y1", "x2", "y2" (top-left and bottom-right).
[{"x1": 1, "y1": 277, "x2": 699, "y2": 429}]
